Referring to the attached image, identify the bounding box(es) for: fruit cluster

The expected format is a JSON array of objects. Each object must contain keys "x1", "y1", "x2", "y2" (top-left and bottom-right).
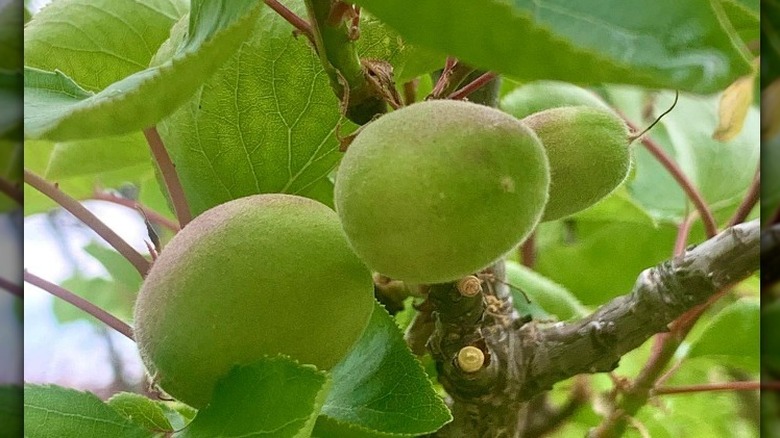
[{"x1": 133, "y1": 81, "x2": 631, "y2": 407}]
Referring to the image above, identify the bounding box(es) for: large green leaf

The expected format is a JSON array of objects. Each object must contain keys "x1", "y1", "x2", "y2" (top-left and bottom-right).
[
  {"x1": 24, "y1": 0, "x2": 187, "y2": 92},
  {"x1": 178, "y1": 356, "x2": 329, "y2": 438},
  {"x1": 351, "y1": 0, "x2": 752, "y2": 94},
  {"x1": 0, "y1": 385, "x2": 22, "y2": 437},
  {"x1": 688, "y1": 298, "x2": 760, "y2": 370},
  {"x1": 609, "y1": 88, "x2": 760, "y2": 223},
  {"x1": 23, "y1": 138, "x2": 156, "y2": 215},
  {"x1": 315, "y1": 303, "x2": 451, "y2": 436},
  {"x1": 23, "y1": 0, "x2": 266, "y2": 141},
  {"x1": 157, "y1": 2, "x2": 346, "y2": 216},
  {"x1": 44, "y1": 133, "x2": 150, "y2": 180},
  {"x1": 24, "y1": 384, "x2": 153, "y2": 438},
  {"x1": 505, "y1": 260, "x2": 588, "y2": 321}
]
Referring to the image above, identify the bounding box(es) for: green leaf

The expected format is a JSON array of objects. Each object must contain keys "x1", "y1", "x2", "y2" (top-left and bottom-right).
[
  {"x1": 720, "y1": 0, "x2": 760, "y2": 44},
  {"x1": 23, "y1": 0, "x2": 266, "y2": 141},
  {"x1": 534, "y1": 220, "x2": 704, "y2": 305},
  {"x1": 52, "y1": 272, "x2": 135, "y2": 325},
  {"x1": 24, "y1": 0, "x2": 187, "y2": 91},
  {"x1": 23, "y1": 138, "x2": 155, "y2": 215},
  {"x1": 688, "y1": 298, "x2": 759, "y2": 369},
  {"x1": 0, "y1": 0, "x2": 23, "y2": 71},
  {"x1": 45, "y1": 133, "x2": 150, "y2": 180},
  {"x1": 571, "y1": 187, "x2": 657, "y2": 227},
  {"x1": 505, "y1": 260, "x2": 588, "y2": 321},
  {"x1": 84, "y1": 242, "x2": 143, "y2": 291},
  {"x1": 316, "y1": 302, "x2": 451, "y2": 436},
  {"x1": 609, "y1": 88, "x2": 760, "y2": 223},
  {"x1": 351, "y1": 0, "x2": 752, "y2": 94},
  {"x1": 24, "y1": 384, "x2": 153, "y2": 438},
  {"x1": 158, "y1": 2, "x2": 347, "y2": 216},
  {"x1": 177, "y1": 356, "x2": 330, "y2": 438},
  {"x1": 0, "y1": 385, "x2": 22, "y2": 437},
  {"x1": 107, "y1": 392, "x2": 174, "y2": 433}
]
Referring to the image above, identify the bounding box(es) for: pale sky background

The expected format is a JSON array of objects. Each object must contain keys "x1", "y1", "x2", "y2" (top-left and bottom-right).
[{"x1": 23, "y1": 203, "x2": 149, "y2": 393}]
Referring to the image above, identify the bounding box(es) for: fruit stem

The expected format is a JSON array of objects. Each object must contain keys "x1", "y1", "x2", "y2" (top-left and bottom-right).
[
  {"x1": 305, "y1": 0, "x2": 388, "y2": 124},
  {"x1": 620, "y1": 115, "x2": 718, "y2": 238},
  {"x1": 447, "y1": 72, "x2": 498, "y2": 101},
  {"x1": 0, "y1": 275, "x2": 21, "y2": 298},
  {"x1": 263, "y1": 0, "x2": 316, "y2": 46},
  {"x1": 0, "y1": 175, "x2": 22, "y2": 206},
  {"x1": 726, "y1": 165, "x2": 760, "y2": 227},
  {"x1": 429, "y1": 59, "x2": 475, "y2": 99},
  {"x1": 23, "y1": 168, "x2": 151, "y2": 277},
  {"x1": 92, "y1": 190, "x2": 181, "y2": 232},
  {"x1": 143, "y1": 127, "x2": 192, "y2": 228},
  {"x1": 24, "y1": 270, "x2": 135, "y2": 341}
]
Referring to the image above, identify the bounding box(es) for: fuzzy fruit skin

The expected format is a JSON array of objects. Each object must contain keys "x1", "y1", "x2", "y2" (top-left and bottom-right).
[
  {"x1": 521, "y1": 106, "x2": 631, "y2": 222},
  {"x1": 500, "y1": 81, "x2": 608, "y2": 120},
  {"x1": 134, "y1": 194, "x2": 374, "y2": 408},
  {"x1": 335, "y1": 100, "x2": 550, "y2": 284}
]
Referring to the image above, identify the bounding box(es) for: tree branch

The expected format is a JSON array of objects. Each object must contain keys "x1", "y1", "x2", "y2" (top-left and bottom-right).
[
  {"x1": 429, "y1": 220, "x2": 759, "y2": 437},
  {"x1": 0, "y1": 175, "x2": 22, "y2": 206},
  {"x1": 143, "y1": 127, "x2": 191, "y2": 228},
  {"x1": 24, "y1": 270, "x2": 135, "y2": 341},
  {"x1": 92, "y1": 191, "x2": 180, "y2": 232},
  {"x1": 0, "y1": 275, "x2": 22, "y2": 298},
  {"x1": 24, "y1": 169, "x2": 151, "y2": 277}
]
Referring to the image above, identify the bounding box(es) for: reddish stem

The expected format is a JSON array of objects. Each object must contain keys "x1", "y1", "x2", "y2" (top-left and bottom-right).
[
  {"x1": 264, "y1": 0, "x2": 316, "y2": 46},
  {"x1": 0, "y1": 275, "x2": 22, "y2": 298},
  {"x1": 673, "y1": 213, "x2": 696, "y2": 257},
  {"x1": 520, "y1": 233, "x2": 536, "y2": 268},
  {"x1": 24, "y1": 169, "x2": 150, "y2": 277},
  {"x1": 0, "y1": 176, "x2": 22, "y2": 205},
  {"x1": 727, "y1": 166, "x2": 760, "y2": 227},
  {"x1": 447, "y1": 72, "x2": 498, "y2": 100},
  {"x1": 621, "y1": 117, "x2": 718, "y2": 238},
  {"x1": 24, "y1": 270, "x2": 134, "y2": 341},
  {"x1": 143, "y1": 127, "x2": 192, "y2": 228},
  {"x1": 92, "y1": 191, "x2": 180, "y2": 232},
  {"x1": 653, "y1": 381, "x2": 767, "y2": 395}
]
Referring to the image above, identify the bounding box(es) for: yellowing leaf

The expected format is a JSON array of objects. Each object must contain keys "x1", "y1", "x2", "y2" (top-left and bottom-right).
[{"x1": 713, "y1": 71, "x2": 755, "y2": 141}]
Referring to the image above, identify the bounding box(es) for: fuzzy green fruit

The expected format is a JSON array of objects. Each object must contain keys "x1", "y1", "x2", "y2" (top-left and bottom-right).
[
  {"x1": 521, "y1": 106, "x2": 631, "y2": 221},
  {"x1": 500, "y1": 81, "x2": 608, "y2": 120},
  {"x1": 335, "y1": 100, "x2": 550, "y2": 284},
  {"x1": 134, "y1": 194, "x2": 374, "y2": 408}
]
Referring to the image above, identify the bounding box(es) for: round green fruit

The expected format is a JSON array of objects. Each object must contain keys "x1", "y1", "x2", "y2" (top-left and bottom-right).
[
  {"x1": 500, "y1": 81, "x2": 608, "y2": 120},
  {"x1": 134, "y1": 194, "x2": 374, "y2": 408},
  {"x1": 521, "y1": 106, "x2": 631, "y2": 221},
  {"x1": 335, "y1": 100, "x2": 550, "y2": 284}
]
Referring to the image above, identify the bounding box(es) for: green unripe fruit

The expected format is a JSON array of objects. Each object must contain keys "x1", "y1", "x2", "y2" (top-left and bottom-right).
[
  {"x1": 335, "y1": 100, "x2": 550, "y2": 284},
  {"x1": 501, "y1": 81, "x2": 608, "y2": 120},
  {"x1": 521, "y1": 106, "x2": 631, "y2": 221},
  {"x1": 505, "y1": 260, "x2": 588, "y2": 321},
  {"x1": 134, "y1": 194, "x2": 374, "y2": 408}
]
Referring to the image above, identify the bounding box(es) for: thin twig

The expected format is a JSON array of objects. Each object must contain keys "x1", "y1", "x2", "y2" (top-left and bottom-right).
[
  {"x1": 653, "y1": 381, "x2": 767, "y2": 395},
  {"x1": 621, "y1": 116, "x2": 718, "y2": 237},
  {"x1": 447, "y1": 72, "x2": 498, "y2": 100},
  {"x1": 0, "y1": 176, "x2": 22, "y2": 205},
  {"x1": 24, "y1": 169, "x2": 150, "y2": 277},
  {"x1": 673, "y1": 212, "x2": 696, "y2": 257},
  {"x1": 143, "y1": 127, "x2": 192, "y2": 228},
  {"x1": 727, "y1": 166, "x2": 760, "y2": 227},
  {"x1": 92, "y1": 191, "x2": 180, "y2": 232},
  {"x1": 264, "y1": 0, "x2": 316, "y2": 46},
  {"x1": 24, "y1": 270, "x2": 135, "y2": 341},
  {"x1": 0, "y1": 275, "x2": 22, "y2": 298},
  {"x1": 520, "y1": 232, "x2": 536, "y2": 268}
]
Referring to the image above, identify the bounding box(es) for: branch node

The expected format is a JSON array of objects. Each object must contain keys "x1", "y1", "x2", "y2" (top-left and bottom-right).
[
  {"x1": 457, "y1": 275, "x2": 482, "y2": 297},
  {"x1": 457, "y1": 345, "x2": 485, "y2": 373}
]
